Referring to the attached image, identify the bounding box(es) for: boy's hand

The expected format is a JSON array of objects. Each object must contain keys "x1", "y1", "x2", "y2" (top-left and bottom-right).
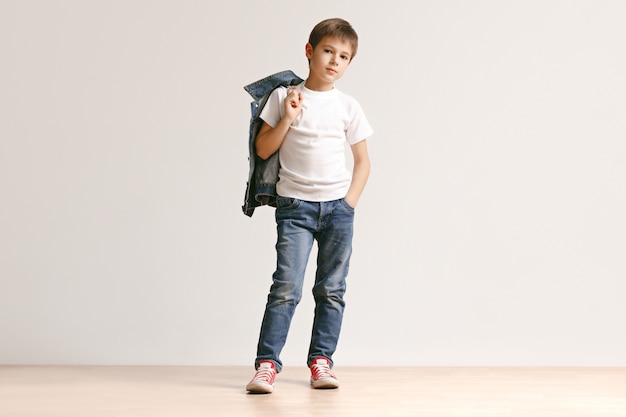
[{"x1": 284, "y1": 86, "x2": 303, "y2": 122}]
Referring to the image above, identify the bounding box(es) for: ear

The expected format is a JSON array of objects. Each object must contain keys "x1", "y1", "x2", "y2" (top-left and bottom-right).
[{"x1": 305, "y1": 43, "x2": 313, "y2": 60}]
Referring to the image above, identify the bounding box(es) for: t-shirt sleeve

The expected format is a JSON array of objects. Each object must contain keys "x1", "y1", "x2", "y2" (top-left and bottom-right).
[
  {"x1": 259, "y1": 87, "x2": 286, "y2": 128},
  {"x1": 345, "y1": 100, "x2": 373, "y2": 145}
]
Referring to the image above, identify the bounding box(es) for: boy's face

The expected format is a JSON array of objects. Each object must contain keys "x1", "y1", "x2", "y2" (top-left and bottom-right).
[{"x1": 305, "y1": 36, "x2": 353, "y2": 90}]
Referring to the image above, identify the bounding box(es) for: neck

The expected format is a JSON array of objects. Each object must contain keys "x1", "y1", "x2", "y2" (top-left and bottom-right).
[{"x1": 304, "y1": 78, "x2": 334, "y2": 92}]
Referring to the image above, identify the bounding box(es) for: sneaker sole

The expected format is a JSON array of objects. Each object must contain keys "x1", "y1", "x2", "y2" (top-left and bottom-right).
[
  {"x1": 310, "y1": 378, "x2": 340, "y2": 389},
  {"x1": 246, "y1": 382, "x2": 274, "y2": 394}
]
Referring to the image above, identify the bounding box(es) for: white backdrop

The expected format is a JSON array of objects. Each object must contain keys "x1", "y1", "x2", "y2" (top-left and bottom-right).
[{"x1": 1, "y1": 0, "x2": 625, "y2": 366}]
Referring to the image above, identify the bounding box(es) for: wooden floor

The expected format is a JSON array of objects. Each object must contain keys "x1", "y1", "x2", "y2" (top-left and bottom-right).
[{"x1": 1, "y1": 366, "x2": 625, "y2": 416}]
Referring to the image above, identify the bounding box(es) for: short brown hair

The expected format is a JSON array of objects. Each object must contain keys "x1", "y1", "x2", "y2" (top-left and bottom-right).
[{"x1": 308, "y1": 18, "x2": 358, "y2": 60}]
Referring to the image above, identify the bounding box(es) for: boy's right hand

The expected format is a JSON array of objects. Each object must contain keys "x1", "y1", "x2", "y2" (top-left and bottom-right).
[
  {"x1": 284, "y1": 86, "x2": 303, "y2": 122},
  {"x1": 255, "y1": 86, "x2": 302, "y2": 160}
]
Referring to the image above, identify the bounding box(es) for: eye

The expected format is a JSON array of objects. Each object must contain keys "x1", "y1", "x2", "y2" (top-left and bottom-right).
[
  {"x1": 341, "y1": 55, "x2": 349, "y2": 61},
  {"x1": 324, "y1": 49, "x2": 332, "y2": 53}
]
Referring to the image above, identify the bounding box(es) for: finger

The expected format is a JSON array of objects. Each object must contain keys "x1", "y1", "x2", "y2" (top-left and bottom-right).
[{"x1": 286, "y1": 88, "x2": 298, "y2": 107}]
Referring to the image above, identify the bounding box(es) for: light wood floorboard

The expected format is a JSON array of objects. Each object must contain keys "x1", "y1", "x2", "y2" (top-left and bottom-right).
[{"x1": 1, "y1": 366, "x2": 625, "y2": 416}]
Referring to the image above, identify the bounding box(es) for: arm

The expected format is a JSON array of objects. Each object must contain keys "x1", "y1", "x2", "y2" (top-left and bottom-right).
[
  {"x1": 255, "y1": 87, "x2": 303, "y2": 160},
  {"x1": 345, "y1": 139, "x2": 371, "y2": 208}
]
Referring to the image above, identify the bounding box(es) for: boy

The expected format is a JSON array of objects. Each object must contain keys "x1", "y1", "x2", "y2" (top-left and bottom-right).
[{"x1": 246, "y1": 18, "x2": 372, "y2": 394}]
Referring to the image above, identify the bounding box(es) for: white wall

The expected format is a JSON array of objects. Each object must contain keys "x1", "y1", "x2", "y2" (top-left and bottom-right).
[{"x1": 1, "y1": 0, "x2": 624, "y2": 366}]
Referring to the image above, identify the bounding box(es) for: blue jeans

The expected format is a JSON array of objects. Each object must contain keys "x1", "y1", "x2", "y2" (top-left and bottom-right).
[{"x1": 255, "y1": 197, "x2": 355, "y2": 372}]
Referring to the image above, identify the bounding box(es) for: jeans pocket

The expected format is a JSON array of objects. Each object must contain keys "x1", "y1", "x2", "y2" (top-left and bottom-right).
[
  {"x1": 276, "y1": 196, "x2": 301, "y2": 211},
  {"x1": 340, "y1": 198, "x2": 356, "y2": 211}
]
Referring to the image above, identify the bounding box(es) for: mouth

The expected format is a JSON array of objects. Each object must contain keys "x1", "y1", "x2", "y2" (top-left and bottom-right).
[{"x1": 326, "y1": 68, "x2": 337, "y2": 74}]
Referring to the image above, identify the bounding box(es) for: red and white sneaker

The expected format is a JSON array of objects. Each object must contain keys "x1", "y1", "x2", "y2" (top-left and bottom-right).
[
  {"x1": 310, "y1": 357, "x2": 340, "y2": 389},
  {"x1": 246, "y1": 361, "x2": 277, "y2": 393}
]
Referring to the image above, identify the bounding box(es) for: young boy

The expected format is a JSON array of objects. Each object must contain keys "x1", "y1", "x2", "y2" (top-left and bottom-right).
[{"x1": 246, "y1": 18, "x2": 373, "y2": 394}]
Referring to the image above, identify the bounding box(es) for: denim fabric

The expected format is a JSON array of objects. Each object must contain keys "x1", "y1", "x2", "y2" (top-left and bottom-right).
[
  {"x1": 255, "y1": 197, "x2": 355, "y2": 372},
  {"x1": 242, "y1": 70, "x2": 304, "y2": 217}
]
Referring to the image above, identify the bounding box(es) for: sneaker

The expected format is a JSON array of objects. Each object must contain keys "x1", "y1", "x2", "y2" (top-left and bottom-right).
[
  {"x1": 310, "y1": 357, "x2": 340, "y2": 389},
  {"x1": 246, "y1": 361, "x2": 277, "y2": 394}
]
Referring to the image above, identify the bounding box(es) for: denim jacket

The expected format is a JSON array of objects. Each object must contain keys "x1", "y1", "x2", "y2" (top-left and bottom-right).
[{"x1": 242, "y1": 70, "x2": 304, "y2": 217}]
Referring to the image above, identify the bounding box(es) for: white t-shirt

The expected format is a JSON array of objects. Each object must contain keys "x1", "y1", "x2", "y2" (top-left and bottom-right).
[{"x1": 260, "y1": 82, "x2": 373, "y2": 202}]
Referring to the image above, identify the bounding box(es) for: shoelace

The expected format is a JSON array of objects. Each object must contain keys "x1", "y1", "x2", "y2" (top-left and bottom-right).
[
  {"x1": 252, "y1": 367, "x2": 275, "y2": 383},
  {"x1": 311, "y1": 363, "x2": 335, "y2": 380}
]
